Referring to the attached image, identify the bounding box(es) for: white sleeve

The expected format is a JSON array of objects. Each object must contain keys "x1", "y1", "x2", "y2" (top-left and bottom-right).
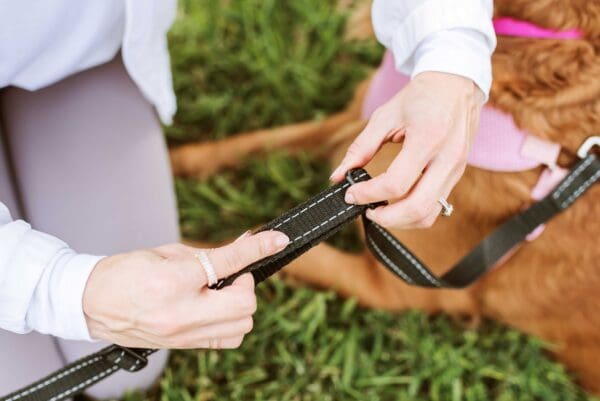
[
  {"x1": 371, "y1": 0, "x2": 496, "y2": 99},
  {"x1": 0, "y1": 202, "x2": 103, "y2": 341}
]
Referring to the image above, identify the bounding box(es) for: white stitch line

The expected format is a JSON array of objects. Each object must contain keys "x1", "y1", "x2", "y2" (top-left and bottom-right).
[
  {"x1": 374, "y1": 225, "x2": 441, "y2": 286},
  {"x1": 5, "y1": 356, "x2": 103, "y2": 401},
  {"x1": 130, "y1": 358, "x2": 142, "y2": 372},
  {"x1": 553, "y1": 157, "x2": 593, "y2": 199},
  {"x1": 367, "y1": 237, "x2": 414, "y2": 284},
  {"x1": 6, "y1": 348, "x2": 154, "y2": 401},
  {"x1": 292, "y1": 205, "x2": 355, "y2": 242},
  {"x1": 113, "y1": 350, "x2": 125, "y2": 365},
  {"x1": 48, "y1": 366, "x2": 119, "y2": 401},
  {"x1": 560, "y1": 169, "x2": 600, "y2": 208},
  {"x1": 273, "y1": 173, "x2": 367, "y2": 230}
]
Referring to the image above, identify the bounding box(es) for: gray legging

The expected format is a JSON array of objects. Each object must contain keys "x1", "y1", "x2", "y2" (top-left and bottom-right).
[{"x1": 0, "y1": 55, "x2": 179, "y2": 398}]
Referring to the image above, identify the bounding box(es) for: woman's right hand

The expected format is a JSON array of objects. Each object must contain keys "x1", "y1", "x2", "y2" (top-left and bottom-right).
[{"x1": 82, "y1": 230, "x2": 289, "y2": 349}]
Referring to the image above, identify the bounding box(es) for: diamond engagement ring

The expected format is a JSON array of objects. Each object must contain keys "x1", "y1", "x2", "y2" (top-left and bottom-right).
[
  {"x1": 194, "y1": 251, "x2": 218, "y2": 287},
  {"x1": 438, "y1": 197, "x2": 454, "y2": 217}
]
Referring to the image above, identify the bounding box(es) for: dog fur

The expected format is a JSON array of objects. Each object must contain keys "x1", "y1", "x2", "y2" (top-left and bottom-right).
[
  {"x1": 284, "y1": 0, "x2": 600, "y2": 392},
  {"x1": 174, "y1": 0, "x2": 600, "y2": 392}
]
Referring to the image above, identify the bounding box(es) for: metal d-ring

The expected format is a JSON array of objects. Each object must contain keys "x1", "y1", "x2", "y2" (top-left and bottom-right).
[{"x1": 577, "y1": 136, "x2": 600, "y2": 159}]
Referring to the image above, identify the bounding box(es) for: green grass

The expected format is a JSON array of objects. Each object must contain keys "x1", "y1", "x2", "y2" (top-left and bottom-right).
[
  {"x1": 161, "y1": 1, "x2": 596, "y2": 399},
  {"x1": 166, "y1": 0, "x2": 382, "y2": 142},
  {"x1": 172, "y1": 152, "x2": 595, "y2": 400},
  {"x1": 124, "y1": 280, "x2": 596, "y2": 401},
  {"x1": 176, "y1": 151, "x2": 363, "y2": 251}
]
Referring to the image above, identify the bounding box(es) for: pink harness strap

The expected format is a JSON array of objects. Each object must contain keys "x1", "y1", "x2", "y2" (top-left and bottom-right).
[
  {"x1": 493, "y1": 17, "x2": 583, "y2": 40},
  {"x1": 362, "y1": 52, "x2": 558, "y2": 174}
]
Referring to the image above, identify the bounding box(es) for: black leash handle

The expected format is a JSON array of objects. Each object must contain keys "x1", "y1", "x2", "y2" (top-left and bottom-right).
[
  {"x1": 212, "y1": 169, "x2": 375, "y2": 288},
  {"x1": 2, "y1": 154, "x2": 597, "y2": 401}
]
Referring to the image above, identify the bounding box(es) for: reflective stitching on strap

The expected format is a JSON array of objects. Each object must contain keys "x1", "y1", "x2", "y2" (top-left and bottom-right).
[
  {"x1": 560, "y1": 169, "x2": 600, "y2": 208},
  {"x1": 374, "y1": 224, "x2": 441, "y2": 287},
  {"x1": 367, "y1": 237, "x2": 414, "y2": 284},
  {"x1": 292, "y1": 205, "x2": 355, "y2": 242},
  {"x1": 553, "y1": 156, "x2": 593, "y2": 199},
  {"x1": 114, "y1": 350, "x2": 125, "y2": 365},
  {"x1": 130, "y1": 359, "x2": 141, "y2": 372},
  {"x1": 4, "y1": 356, "x2": 103, "y2": 401},
  {"x1": 273, "y1": 173, "x2": 367, "y2": 230},
  {"x1": 47, "y1": 366, "x2": 118, "y2": 401}
]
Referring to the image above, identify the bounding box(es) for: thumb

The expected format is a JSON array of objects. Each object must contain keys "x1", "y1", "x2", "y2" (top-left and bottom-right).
[
  {"x1": 208, "y1": 230, "x2": 289, "y2": 280},
  {"x1": 329, "y1": 107, "x2": 400, "y2": 183}
]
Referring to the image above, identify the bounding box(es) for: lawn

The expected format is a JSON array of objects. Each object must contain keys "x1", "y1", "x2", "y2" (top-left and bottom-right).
[
  {"x1": 124, "y1": 280, "x2": 592, "y2": 401},
  {"x1": 132, "y1": 0, "x2": 599, "y2": 400}
]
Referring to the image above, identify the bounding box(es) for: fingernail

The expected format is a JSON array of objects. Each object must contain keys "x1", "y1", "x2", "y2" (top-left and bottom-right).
[
  {"x1": 234, "y1": 230, "x2": 252, "y2": 242},
  {"x1": 329, "y1": 166, "x2": 342, "y2": 181},
  {"x1": 345, "y1": 191, "x2": 356, "y2": 204},
  {"x1": 366, "y1": 209, "x2": 375, "y2": 220},
  {"x1": 274, "y1": 233, "x2": 290, "y2": 249}
]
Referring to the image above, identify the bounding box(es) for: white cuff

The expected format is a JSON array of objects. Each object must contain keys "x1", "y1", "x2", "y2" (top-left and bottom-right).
[
  {"x1": 411, "y1": 29, "x2": 493, "y2": 100},
  {"x1": 383, "y1": 0, "x2": 495, "y2": 65},
  {"x1": 372, "y1": 0, "x2": 496, "y2": 100},
  {"x1": 26, "y1": 250, "x2": 103, "y2": 341}
]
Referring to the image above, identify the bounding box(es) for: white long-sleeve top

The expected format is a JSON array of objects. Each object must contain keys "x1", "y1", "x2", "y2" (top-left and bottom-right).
[
  {"x1": 0, "y1": 0, "x2": 495, "y2": 341},
  {"x1": 372, "y1": 0, "x2": 496, "y2": 96}
]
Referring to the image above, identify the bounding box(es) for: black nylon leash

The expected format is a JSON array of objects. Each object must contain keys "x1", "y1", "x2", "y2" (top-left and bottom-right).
[
  {"x1": 0, "y1": 346, "x2": 154, "y2": 401},
  {"x1": 2, "y1": 150, "x2": 597, "y2": 401},
  {"x1": 217, "y1": 153, "x2": 599, "y2": 289},
  {"x1": 364, "y1": 153, "x2": 600, "y2": 287}
]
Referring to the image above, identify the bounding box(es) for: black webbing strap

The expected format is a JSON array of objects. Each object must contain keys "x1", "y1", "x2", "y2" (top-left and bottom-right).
[
  {"x1": 2, "y1": 153, "x2": 597, "y2": 401},
  {"x1": 212, "y1": 169, "x2": 375, "y2": 288},
  {"x1": 364, "y1": 153, "x2": 599, "y2": 287},
  {"x1": 0, "y1": 346, "x2": 154, "y2": 401},
  {"x1": 215, "y1": 153, "x2": 599, "y2": 289}
]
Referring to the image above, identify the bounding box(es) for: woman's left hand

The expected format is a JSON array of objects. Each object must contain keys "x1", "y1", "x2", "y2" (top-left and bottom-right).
[{"x1": 330, "y1": 71, "x2": 484, "y2": 229}]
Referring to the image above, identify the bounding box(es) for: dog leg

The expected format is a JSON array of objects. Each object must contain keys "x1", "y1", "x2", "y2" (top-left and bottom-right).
[{"x1": 169, "y1": 78, "x2": 372, "y2": 179}]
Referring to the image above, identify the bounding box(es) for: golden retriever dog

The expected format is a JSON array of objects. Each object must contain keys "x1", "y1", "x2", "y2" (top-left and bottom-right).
[
  {"x1": 284, "y1": 0, "x2": 600, "y2": 393},
  {"x1": 172, "y1": 0, "x2": 600, "y2": 392}
]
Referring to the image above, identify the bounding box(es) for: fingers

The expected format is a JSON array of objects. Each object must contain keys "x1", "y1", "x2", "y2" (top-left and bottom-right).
[
  {"x1": 207, "y1": 230, "x2": 289, "y2": 280},
  {"x1": 168, "y1": 318, "x2": 254, "y2": 349},
  {"x1": 343, "y1": 134, "x2": 434, "y2": 205},
  {"x1": 185, "y1": 278, "x2": 258, "y2": 324},
  {"x1": 228, "y1": 271, "x2": 255, "y2": 288},
  {"x1": 194, "y1": 336, "x2": 246, "y2": 350},
  {"x1": 139, "y1": 281, "x2": 257, "y2": 340},
  {"x1": 329, "y1": 105, "x2": 402, "y2": 182},
  {"x1": 187, "y1": 231, "x2": 290, "y2": 286},
  {"x1": 365, "y1": 144, "x2": 466, "y2": 229}
]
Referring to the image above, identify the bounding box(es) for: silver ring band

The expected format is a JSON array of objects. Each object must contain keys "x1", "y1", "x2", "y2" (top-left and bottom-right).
[
  {"x1": 438, "y1": 197, "x2": 454, "y2": 217},
  {"x1": 195, "y1": 251, "x2": 218, "y2": 287}
]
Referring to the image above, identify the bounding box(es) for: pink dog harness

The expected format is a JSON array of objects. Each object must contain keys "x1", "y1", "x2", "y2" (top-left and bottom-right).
[
  {"x1": 361, "y1": 18, "x2": 585, "y2": 241},
  {"x1": 493, "y1": 17, "x2": 583, "y2": 40}
]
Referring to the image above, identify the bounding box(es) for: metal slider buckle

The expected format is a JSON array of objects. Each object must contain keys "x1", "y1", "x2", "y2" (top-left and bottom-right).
[
  {"x1": 577, "y1": 136, "x2": 600, "y2": 159},
  {"x1": 103, "y1": 345, "x2": 149, "y2": 372}
]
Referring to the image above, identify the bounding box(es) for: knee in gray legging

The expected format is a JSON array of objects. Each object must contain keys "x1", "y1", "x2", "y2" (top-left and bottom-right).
[{"x1": 1, "y1": 54, "x2": 179, "y2": 398}]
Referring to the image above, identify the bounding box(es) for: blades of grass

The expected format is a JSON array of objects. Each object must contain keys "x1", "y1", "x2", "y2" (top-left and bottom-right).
[
  {"x1": 355, "y1": 376, "x2": 413, "y2": 387},
  {"x1": 341, "y1": 324, "x2": 359, "y2": 388}
]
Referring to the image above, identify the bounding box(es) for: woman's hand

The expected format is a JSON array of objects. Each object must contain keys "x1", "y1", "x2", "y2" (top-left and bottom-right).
[
  {"x1": 330, "y1": 71, "x2": 484, "y2": 229},
  {"x1": 82, "y1": 230, "x2": 289, "y2": 349}
]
